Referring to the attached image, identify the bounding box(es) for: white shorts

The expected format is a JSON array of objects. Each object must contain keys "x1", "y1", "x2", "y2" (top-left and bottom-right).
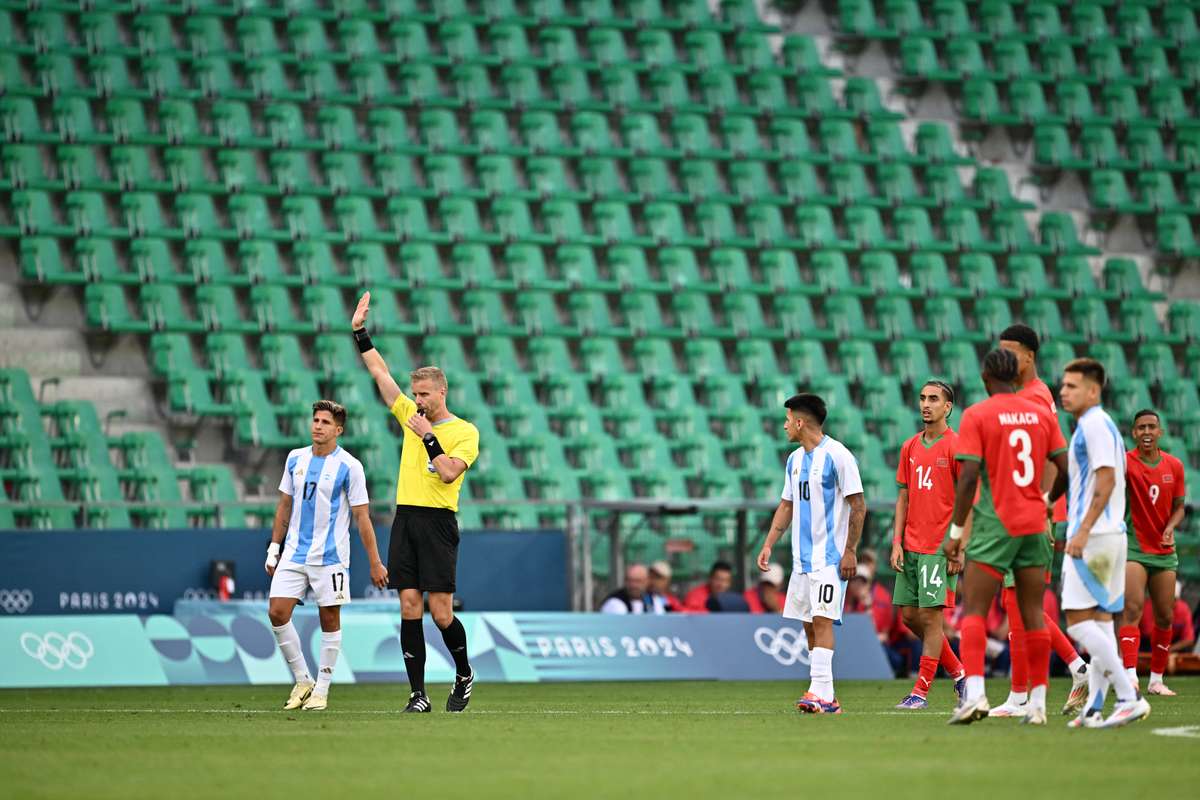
[
  {"x1": 783, "y1": 564, "x2": 847, "y2": 623},
  {"x1": 269, "y1": 562, "x2": 351, "y2": 607},
  {"x1": 1061, "y1": 532, "x2": 1126, "y2": 612}
]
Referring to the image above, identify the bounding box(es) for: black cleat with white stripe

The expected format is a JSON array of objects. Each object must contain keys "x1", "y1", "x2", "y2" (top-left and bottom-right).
[
  {"x1": 446, "y1": 670, "x2": 473, "y2": 712},
  {"x1": 403, "y1": 691, "x2": 432, "y2": 713}
]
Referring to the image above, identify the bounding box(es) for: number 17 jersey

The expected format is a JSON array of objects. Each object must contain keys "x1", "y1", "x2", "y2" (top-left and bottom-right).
[{"x1": 955, "y1": 394, "x2": 1067, "y2": 537}]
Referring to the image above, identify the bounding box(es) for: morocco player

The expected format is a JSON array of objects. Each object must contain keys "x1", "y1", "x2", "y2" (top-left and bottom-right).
[
  {"x1": 945, "y1": 349, "x2": 1069, "y2": 726},
  {"x1": 758, "y1": 393, "x2": 866, "y2": 714},
  {"x1": 265, "y1": 401, "x2": 389, "y2": 711},
  {"x1": 1119, "y1": 409, "x2": 1187, "y2": 696},
  {"x1": 995, "y1": 324, "x2": 1090, "y2": 718},
  {"x1": 1059, "y1": 359, "x2": 1150, "y2": 728},
  {"x1": 890, "y1": 380, "x2": 967, "y2": 709}
]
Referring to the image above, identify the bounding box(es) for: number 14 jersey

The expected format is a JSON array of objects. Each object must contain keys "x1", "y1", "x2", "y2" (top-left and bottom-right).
[
  {"x1": 896, "y1": 429, "x2": 961, "y2": 554},
  {"x1": 955, "y1": 394, "x2": 1067, "y2": 537}
]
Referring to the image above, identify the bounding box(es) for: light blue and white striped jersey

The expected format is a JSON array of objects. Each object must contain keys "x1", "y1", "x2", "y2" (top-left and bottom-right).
[
  {"x1": 781, "y1": 436, "x2": 864, "y2": 574},
  {"x1": 1067, "y1": 405, "x2": 1126, "y2": 537},
  {"x1": 278, "y1": 446, "x2": 369, "y2": 567}
]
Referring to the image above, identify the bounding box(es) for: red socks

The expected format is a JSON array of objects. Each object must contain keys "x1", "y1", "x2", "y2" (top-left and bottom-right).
[
  {"x1": 939, "y1": 637, "x2": 964, "y2": 678},
  {"x1": 1003, "y1": 588, "x2": 1029, "y2": 692},
  {"x1": 1118, "y1": 624, "x2": 1141, "y2": 670},
  {"x1": 912, "y1": 655, "x2": 939, "y2": 699},
  {"x1": 961, "y1": 615, "x2": 987, "y2": 679},
  {"x1": 1151, "y1": 625, "x2": 1173, "y2": 675},
  {"x1": 1026, "y1": 629, "x2": 1051, "y2": 690}
]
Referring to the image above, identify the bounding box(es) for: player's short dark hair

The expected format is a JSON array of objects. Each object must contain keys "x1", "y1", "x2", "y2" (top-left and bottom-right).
[
  {"x1": 784, "y1": 393, "x2": 827, "y2": 425},
  {"x1": 922, "y1": 379, "x2": 955, "y2": 404},
  {"x1": 1132, "y1": 408, "x2": 1160, "y2": 427},
  {"x1": 312, "y1": 399, "x2": 347, "y2": 427},
  {"x1": 999, "y1": 323, "x2": 1040, "y2": 353},
  {"x1": 981, "y1": 348, "x2": 1020, "y2": 384},
  {"x1": 710, "y1": 561, "x2": 733, "y2": 575},
  {"x1": 1064, "y1": 357, "x2": 1106, "y2": 387}
]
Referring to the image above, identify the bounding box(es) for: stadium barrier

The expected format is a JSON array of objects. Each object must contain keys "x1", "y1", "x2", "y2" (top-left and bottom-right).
[
  {"x1": 0, "y1": 528, "x2": 569, "y2": 615},
  {"x1": 0, "y1": 602, "x2": 891, "y2": 688}
]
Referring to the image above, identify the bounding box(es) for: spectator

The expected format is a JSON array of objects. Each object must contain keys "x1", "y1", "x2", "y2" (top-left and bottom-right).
[
  {"x1": 647, "y1": 560, "x2": 684, "y2": 613},
  {"x1": 745, "y1": 563, "x2": 786, "y2": 614},
  {"x1": 683, "y1": 561, "x2": 733, "y2": 613},
  {"x1": 600, "y1": 564, "x2": 664, "y2": 614},
  {"x1": 1140, "y1": 581, "x2": 1195, "y2": 653}
]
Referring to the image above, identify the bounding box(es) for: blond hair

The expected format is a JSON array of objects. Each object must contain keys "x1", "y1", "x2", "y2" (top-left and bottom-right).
[{"x1": 410, "y1": 366, "x2": 448, "y2": 391}]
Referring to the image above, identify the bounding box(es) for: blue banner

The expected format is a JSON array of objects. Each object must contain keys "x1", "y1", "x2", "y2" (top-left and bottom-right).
[
  {"x1": 0, "y1": 605, "x2": 891, "y2": 687},
  {"x1": 0, "y1": 528, "x2": 569, "y2": 615}
]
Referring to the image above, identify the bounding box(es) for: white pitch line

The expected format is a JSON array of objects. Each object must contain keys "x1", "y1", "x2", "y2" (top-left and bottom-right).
[{"x1": 1151, "y1": 725, "x2": 1200, "y2": 739}]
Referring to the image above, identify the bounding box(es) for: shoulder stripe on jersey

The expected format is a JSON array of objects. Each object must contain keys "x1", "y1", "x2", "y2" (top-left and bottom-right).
[{"x1": 821, "y1": 455, "x2": 839, "y2": 568}]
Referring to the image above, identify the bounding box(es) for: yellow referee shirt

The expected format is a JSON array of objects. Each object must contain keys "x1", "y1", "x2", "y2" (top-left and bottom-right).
[{"x1": 389, "y1": 393, "x2": 479, "y2": 512}]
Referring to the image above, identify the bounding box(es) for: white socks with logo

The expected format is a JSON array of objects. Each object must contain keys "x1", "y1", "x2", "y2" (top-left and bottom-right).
[
  {"x1": 314, "y1": 630, "x2": 342, "y2": 698},
  {"x1": 272, "y1": 621, "x2": 312, "y2": 684}
]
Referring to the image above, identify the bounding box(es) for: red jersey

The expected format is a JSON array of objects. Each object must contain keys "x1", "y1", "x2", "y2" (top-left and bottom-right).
[
  {"x1": 1126, "y1": 449, "x2": 1186, "y2": 555},
  {"x1": 956, "y1": 393, "x2": 1068, "y2": 537},
  {"x1": 1018, "y1": 377, "x2": 1068, "y2": 523},
  {"x1": 894, "y1": 428, "x2": 961, "y2": 554}
]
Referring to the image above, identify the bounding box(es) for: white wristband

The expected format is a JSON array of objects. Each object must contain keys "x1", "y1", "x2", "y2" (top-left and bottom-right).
[
  {"x1": 949, "y1": 523, "x2": 965, "y2": 541},
  {"x1": 266, "y1": 542, "x2": 280, "y2": 568}
]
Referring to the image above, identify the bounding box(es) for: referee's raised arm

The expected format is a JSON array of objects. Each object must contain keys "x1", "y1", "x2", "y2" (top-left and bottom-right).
[{"x1": 352, "y1": 291, "x2": 403, "y2": 409}]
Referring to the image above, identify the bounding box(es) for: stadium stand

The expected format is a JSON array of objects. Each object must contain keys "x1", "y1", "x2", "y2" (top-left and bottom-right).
[{"x1": 0, "y1": 0, "x2": 1196, "y2": 579}]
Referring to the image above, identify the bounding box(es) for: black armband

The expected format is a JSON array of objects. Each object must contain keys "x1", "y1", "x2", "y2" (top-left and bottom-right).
[
  {"x1": 422, "y1": 432, "x2": 445, "y2": 460},
  {"x1": 353, "y1": 327, "x2": 374, "y2": 353}
]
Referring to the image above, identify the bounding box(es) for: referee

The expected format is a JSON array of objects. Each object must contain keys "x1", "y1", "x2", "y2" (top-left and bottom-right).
[{"x1": 352, "y1": 291, "x2": 481, "y2": 713}]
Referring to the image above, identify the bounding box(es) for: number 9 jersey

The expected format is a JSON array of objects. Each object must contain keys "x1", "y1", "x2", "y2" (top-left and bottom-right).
[{"x1": 955, "y1": 394, "x2": 1068, "y2": 538}]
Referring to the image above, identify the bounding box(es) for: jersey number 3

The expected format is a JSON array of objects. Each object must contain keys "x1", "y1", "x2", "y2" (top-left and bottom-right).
[{"x1": 1008, "y1": 429, "x2": 1035, "y2": 488}]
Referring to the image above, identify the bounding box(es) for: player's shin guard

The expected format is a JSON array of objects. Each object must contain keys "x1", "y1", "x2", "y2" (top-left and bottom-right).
[
  {"x1": 1118, "y1": 624, "x2": 1141, "y2": 671},
  {"x1": 401, "y1": 618, "x2": 427, "y2": 694},
  {"x1": 437, "y1": 616, "x2": 472, "y2": 677},
  {"x1": 1026, "y1": 629, "x2": 1051, "y2": 709},
  {"x1": 913, "y1": 656, "x2": 939, "y2": 699},
  {"x1": 314, "y1": 630, "x2": 341, "y2": 697},
  {"x1": 960, "y1": 615, "x2": 987, "y2": 701},
  {"x1": 939, "y1": 638, "x2": 964, "y2": 679},
  {"x1": 272, "y1": 621, "x2": 313, "y2": 684},
  {"x1": 1002, "y1": 589, "x2": 1029, "y2": 694},
  {"x1": 1150, "y1": 625, "x2": 1172, "y2": 677}
]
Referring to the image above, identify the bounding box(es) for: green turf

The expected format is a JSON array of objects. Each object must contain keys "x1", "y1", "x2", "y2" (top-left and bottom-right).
[{"x1": 2, "y1": 679, "x2": 1198, "y2": 799}]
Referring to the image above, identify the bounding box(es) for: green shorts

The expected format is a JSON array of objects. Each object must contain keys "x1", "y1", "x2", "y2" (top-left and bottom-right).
[
  {"x1": 967, "y1": 515, "x2": 1052, "y2": 577},
  {"x1": 893, "y1": 550, "x2": 958, "y2": 608},
  {"x1": 1127, "y1": 546, "x2": 1178, "y2": 575}
]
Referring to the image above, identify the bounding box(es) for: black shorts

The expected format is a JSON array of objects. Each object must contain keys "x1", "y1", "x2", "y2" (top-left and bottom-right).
[{"x1": 387, "y1": 505, "x2": 460, "y2": 593}]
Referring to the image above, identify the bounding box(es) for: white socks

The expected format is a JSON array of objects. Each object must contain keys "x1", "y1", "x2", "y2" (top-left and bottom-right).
[
  {"x1": 1029, "y1": 684, "x2": 1046, "y2": 710},
  {"x1": 1006, "y1": 690, "x2": 1028, "y2": 705},
  {"x1": 808, "y1": 647, "x2": 835, "y2": 702},
  {"x1": 1068, "y1": 620, "x2": 1136, "y2": 706},
  {"x1": 1149, "y1": 671, "x2": 1165, "y2": 686},
  {"x1": 1069, "y1": 656, "x2": 1087, "y2": 675},
  {"x1": 314, "y1": 630, "x2": 342, "y2": 698},
  {"x1": 1127, "y1": 667, "x2": 1139, "y2": 685},
  {"x1": 272, "y1": 621, "x2": 312, "y2": 684},
  {"x1": 966, "y1": 675, "x2": 986, "y2": 702}
]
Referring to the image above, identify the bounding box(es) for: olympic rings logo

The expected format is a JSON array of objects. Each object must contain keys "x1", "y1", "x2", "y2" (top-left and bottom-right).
[
  {"x1": 0, "y1": 589, "x2": 33, "y2": 614},
  {"x1": 754, "y1": 626, "x2": 810, "y2": 667},
  {"x1": 20, "y1": 632, "x2": 95, "y2": 671}
]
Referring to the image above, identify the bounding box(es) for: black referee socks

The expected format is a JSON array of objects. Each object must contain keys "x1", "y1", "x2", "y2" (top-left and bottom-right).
[
  {"x1": 400, "y1": 618, "x2": 426, "y2": 694},
  {"x1": 438, "y1": 617, "x2": 472, "y2": 678}
]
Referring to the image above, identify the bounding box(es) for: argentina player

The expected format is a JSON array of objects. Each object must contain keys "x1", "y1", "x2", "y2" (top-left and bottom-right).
[{"x1": 265, "y1": 400, "x2": 389, "y2": 711}]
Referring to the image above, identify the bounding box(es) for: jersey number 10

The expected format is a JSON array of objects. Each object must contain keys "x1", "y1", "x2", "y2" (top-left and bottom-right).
[{"x1": 797, "y1": 480, "x2": 811, "y2": 501}]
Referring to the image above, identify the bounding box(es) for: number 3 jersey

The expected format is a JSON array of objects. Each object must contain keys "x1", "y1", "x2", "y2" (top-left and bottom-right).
[
  {"x1": 278, "y1": 446, "x2": 369, "y2": 567},
  {"x1": 895, "y1": 429, "x2": 961, "y2": 554},
  {"x1": 781, "y1": 435, "x2": 864, "y2": 574},
  {"x1": 1125, "y1": 449, "x2": 1186, "y2": 555},
  {"x1": 955, "y1": 394, "x2": 1067, "y2": 537}
]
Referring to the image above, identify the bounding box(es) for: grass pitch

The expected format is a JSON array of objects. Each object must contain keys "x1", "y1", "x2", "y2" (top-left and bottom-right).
[{"x1": 2, "y1": 679, "x2": 1198, "y2": 799}]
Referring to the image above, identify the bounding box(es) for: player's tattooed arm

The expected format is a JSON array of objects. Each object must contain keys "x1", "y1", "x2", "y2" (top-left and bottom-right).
[
  {"x1": 840, "y1": 493, "x2": 866, "y2": 580},
  {"x1": 757, "y1": 499, "x2": 792, "y2": 571},
  {"x1": 266, "y1": 492, "x2": 292, "y2": 576}
]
